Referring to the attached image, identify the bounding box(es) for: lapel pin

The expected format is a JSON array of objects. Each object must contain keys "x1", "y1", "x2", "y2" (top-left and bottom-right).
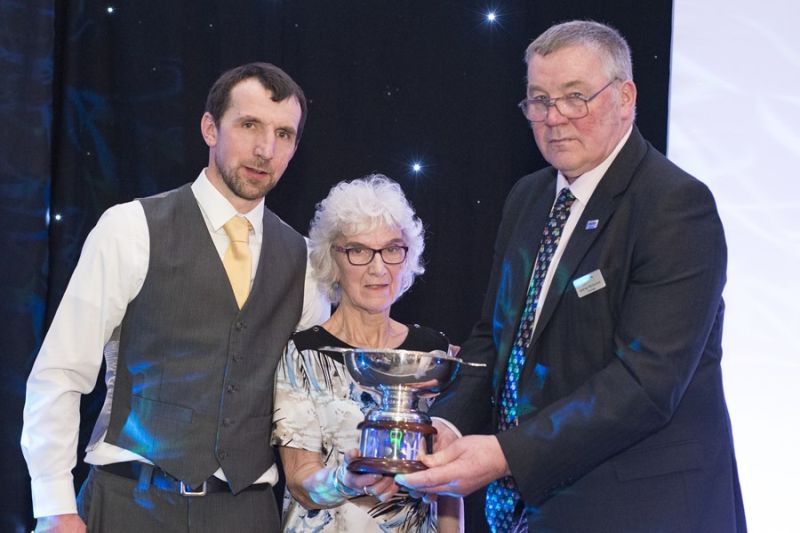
[{"x1": 585, "y1": 219, "x2": 599, "y2": 230}]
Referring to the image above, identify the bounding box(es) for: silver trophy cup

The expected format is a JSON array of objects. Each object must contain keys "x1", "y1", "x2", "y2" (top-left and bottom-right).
[{"x1": 322, "y1": 346, "x2": 485, "y2": 474}]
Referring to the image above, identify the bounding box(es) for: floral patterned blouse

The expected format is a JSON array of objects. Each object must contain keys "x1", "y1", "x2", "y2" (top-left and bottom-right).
[{"x1": 273, "y1": 324, "x2": 450, "y2": 532}]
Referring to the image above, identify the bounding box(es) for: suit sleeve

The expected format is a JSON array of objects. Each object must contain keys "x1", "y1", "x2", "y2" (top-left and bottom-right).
[{"x1": 497, "y1": 175, "x2": 727, "y2": 505}]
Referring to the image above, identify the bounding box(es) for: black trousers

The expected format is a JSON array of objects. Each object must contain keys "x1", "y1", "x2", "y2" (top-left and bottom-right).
[{"x1": 77, "y1": 466, "x2": 280, "y2": 533}]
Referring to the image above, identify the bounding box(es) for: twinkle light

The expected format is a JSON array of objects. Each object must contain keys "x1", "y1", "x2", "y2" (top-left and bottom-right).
[
  {"x1": 107, "y1": 6, "x2": 115, "y2": 14},
  {"x1": 486, "y1": 11, "x2": 497, "y2": 22},
  {"x1": 411, "y1": 162, "x2": 423, "y2": 174},
  {"x1": 46, "y1": 211, "x2": 63, "y2": 224}
]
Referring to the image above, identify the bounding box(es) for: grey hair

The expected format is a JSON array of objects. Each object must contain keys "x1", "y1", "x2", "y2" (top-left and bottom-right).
[
  {"x1": 525, "y1": 20, "x2": 633, "y2": 82},
  {"x1": 308, "y1": 174, "x2": 425, "y2": 304}
]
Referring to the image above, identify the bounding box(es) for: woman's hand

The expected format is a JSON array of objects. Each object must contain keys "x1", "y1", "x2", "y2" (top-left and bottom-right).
[
  {"x1": 339, "y1": 449, "x2": 400, "y2": 502},
  {"x1": 280, "y1": 446, "x2": 402, "y2": 509}
]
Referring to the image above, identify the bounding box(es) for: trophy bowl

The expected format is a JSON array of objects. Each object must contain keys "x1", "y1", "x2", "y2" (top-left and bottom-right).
[{"x1": 321, "y1": 347, "x2": 484, "y2": 475}]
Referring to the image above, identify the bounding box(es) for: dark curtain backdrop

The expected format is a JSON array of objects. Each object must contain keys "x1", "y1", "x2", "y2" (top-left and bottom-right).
[{"x1": 1, "y1": 1, "x2": 672, "y2": 530}]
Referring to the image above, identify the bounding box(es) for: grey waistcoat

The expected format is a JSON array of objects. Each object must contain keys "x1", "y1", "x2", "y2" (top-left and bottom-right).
[{"x1": 105, "y1": 184, "x2": 306, "y2": 493}]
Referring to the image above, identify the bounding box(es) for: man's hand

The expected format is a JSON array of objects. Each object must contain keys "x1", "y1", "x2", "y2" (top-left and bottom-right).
[
  {"x1": 404, "y1": 419, "x2": 460, "y2": 503},
  {"x1": 395, "y1": 435, "x2": 510, "y2": 497},
  {"x1": 35, "y1": 513, "x2": 86, "y2": 533}
]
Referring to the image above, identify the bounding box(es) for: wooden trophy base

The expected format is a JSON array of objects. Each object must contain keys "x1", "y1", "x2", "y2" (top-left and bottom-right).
[{"x1": 348, "y1": 457, "x2": 428, "y2": 474}]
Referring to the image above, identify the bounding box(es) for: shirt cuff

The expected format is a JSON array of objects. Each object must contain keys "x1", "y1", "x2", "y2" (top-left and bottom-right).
[
  {"x1": 31, "y1": 476, "x2": 78, "y2": 518},
  {"x1": 432, "y1": 416, "x2": 463, "y2": 438}
]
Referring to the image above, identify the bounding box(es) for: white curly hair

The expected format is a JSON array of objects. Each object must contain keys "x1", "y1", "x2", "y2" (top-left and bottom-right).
[{"x1": 308, "y1": 174, "x2": 425, "y2": 304}]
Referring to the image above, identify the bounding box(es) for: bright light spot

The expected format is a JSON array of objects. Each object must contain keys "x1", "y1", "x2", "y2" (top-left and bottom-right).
[
  {"x1": 107, "y1": 6, "x2": 115, "y2": 14},
  {"x1": 411, "y1": 162, "x2": 422, "y2": 173},
  {"x1": 54, "y1": 213, "x2": 63, "y2": 222},
  {"x1": 486, "y1": 11, "x2": 497, "y2": 22}
]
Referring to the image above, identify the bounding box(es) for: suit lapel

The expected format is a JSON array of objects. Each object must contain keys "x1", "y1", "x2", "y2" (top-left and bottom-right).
[{"x1": 529, "y1": 127, "x2": 650, "y2": 346}]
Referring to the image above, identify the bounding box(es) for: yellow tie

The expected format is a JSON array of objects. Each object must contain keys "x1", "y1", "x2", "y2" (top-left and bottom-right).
[{"x1": 222, "y1": 216, "x2": 252, "y2": 308}]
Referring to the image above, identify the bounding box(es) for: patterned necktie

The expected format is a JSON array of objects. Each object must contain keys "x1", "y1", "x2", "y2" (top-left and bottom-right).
[
  {"x1": 485, "y1": 187, "x2": 577, "y2": 532},
  {"x1": 222, "y1": 216, "x2": 252, "y2": 309}
]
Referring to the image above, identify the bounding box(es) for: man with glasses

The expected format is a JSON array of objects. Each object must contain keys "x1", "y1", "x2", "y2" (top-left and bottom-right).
[{"x1": 397, "y1": 20, "x2": 746, "y2": 532}]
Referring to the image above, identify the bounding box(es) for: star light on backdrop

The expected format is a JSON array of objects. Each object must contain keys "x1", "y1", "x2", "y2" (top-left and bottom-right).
[
  {"x1": 106, "y1": 6, "x2": 115, "y2": 14},
  {"x1": 476, "y1": 7, "x2": 510, "y2": 33},
  {"x1": 45, "y1": 209, "x2": 62, "y2": 225},
  {"x1": 411, "y1": 162, "x2": 423, "y2": 174}
]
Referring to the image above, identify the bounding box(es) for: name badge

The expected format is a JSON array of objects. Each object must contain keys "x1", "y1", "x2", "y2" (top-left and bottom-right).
[{"x1": 572, "y1": 269, "x2": 606, "y2": 298}]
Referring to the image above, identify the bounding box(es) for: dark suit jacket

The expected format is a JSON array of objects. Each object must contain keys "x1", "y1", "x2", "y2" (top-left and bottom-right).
[{"x1": 433, "y1": 127, "x2": 746, "y2": 532}]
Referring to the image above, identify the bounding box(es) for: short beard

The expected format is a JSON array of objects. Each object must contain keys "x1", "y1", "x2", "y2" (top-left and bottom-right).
[{"x1": 216, "y1": 155, "x2": 277, "y2": 201}]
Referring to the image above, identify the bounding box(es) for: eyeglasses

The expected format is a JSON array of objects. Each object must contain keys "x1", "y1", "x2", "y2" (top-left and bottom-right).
[
  {"x1": 333, "y1": 245, "x2": 409, "y2": 266},
  {"x1": 517, "y1": 78, "x2": 619, "y2": 122}
]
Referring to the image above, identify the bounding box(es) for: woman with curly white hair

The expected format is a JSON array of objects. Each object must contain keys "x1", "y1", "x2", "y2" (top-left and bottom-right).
[{"x1": 272, "y1": 174, "x2": 462, "y2": 532}]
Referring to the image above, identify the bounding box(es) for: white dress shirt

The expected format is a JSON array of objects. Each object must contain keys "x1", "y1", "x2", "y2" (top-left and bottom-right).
[{"x1": 21, "y1": 170, "x2": 330, "y2": 518}]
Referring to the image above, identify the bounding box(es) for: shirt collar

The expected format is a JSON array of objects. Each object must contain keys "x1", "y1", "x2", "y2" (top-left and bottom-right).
[
  {"x1": 556, "y1": 125, "x2": 633, "y2": 204},
  {"x1": 191, "y1": 169, "x2": 264, "y2": 234}
]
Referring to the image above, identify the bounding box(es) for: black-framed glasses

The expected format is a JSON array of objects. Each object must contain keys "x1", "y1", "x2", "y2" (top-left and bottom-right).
[
  {"x1": 517, "y1": 78, "x2": 619, "y2": 122},
  {"x1": 333, "y1": 245, "x2": 409, "y2": 266}
]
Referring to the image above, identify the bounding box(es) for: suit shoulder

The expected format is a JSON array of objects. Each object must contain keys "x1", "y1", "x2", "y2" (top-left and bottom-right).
[
  {"x1": 503, "y1": 168, "x2": 556, "y2": 209},
  {"x1": 513, "y1": 167, "x2": 555, "y2": 192},
  {"x1": 637, "y1": 148, "x2": 715, "y2": 200}
]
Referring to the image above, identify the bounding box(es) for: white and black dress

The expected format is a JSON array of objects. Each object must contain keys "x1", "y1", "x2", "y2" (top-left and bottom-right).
[{"x1": 273, "y1": 324, "x2": 449, "y2": 533}]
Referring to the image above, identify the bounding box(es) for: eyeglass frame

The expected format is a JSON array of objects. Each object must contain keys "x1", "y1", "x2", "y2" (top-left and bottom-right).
[
  {"x1": 517, "y1": 78, "x2": 620, "y2": 122},
  {"x1": 332, "y1": 245, "x2": 409, "y2": 266}
]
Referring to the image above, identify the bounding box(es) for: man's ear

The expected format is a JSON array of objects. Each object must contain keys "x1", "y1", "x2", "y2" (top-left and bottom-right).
[
  {"x1": 619, "y1": 79, "x2": 637, "y2": 116},
  {"x1": 201, "y1": 112, "x2": 218, "y2": 147}
]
